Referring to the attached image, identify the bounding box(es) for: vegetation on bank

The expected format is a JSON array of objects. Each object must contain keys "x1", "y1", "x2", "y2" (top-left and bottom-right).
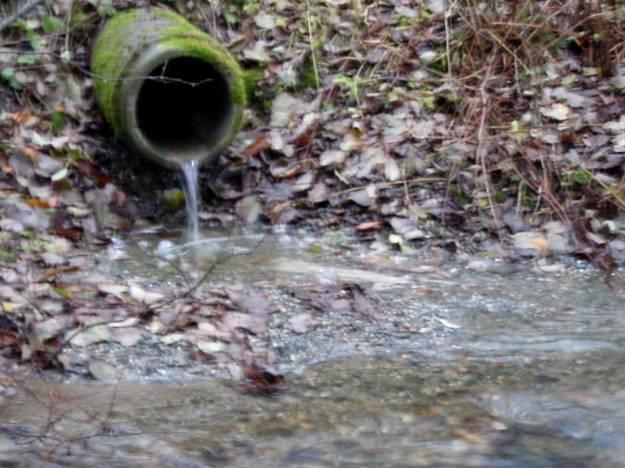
[{"x1": 1, "y1": 1, "x2": 624, "y2": 268}]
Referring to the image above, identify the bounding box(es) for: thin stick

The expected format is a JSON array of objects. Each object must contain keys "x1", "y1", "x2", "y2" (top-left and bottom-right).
[
  {"x1": 444, "y1": 0, "x2": 458, "y2": 80},
  {"x1": 305, "y1": 0, "x2": 321, "y2": 91},
  {"x1": 476, "y1": 59, "x2": 502, "y2": 235}
]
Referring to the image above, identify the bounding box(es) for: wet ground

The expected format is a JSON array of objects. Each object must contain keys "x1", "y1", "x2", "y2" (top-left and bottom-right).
[{"x1": 1, "y1": 228, "x2": 625, "y2": 466}]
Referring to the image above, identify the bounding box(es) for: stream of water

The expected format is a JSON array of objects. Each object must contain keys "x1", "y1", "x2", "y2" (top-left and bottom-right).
[
  {"x1": 2, "y1": 230, "x2": 625, "y2": 466},
  {"x1": 180, "y1": 160, "x2": 200, "y2": 243}
]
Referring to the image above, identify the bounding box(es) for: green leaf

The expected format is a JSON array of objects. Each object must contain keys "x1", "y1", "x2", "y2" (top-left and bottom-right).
[
  {"x1": 67, "y1": 149, "x2": 87, "y2": 161},
  {"x1": 25, "y1": 28, "x2": 42, "y2": 51},
  {"x1": 1, "y1": 68, "x2": 22, "y2": 90},
  {"x1": 567, "y1": 170, "x2": 590, "y2": 185},
  {"x1": 51, "y1": 110, "x2": 67, "y2": 133},
  {"x1": 97, "y1": 0, "x2": 116, "y2": 17},
  {"x1": 17, "y1": 53, "x2": 39, "y2": 65},
  {"x1": 42, "y1": 15, "x2": 65, "y2": 33},
  {"x1": 306, "y1": 245, "x2": 323, "y2": 255}
]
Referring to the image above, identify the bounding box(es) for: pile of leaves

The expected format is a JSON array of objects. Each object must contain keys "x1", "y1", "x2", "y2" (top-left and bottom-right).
[
  {"x1": 2, "y1": 0, "x2": 625, "y2": 373},
  {"x1": 224, "y1": 0, "x2": 625, "y2": 269}
]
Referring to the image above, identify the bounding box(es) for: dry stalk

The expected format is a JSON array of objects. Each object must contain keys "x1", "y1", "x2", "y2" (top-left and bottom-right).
[{"x1": 475, "y1": 60, "x2": 503, "y2": 235}]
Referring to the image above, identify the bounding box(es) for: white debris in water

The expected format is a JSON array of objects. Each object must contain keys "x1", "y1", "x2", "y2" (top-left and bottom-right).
[
  {"x1": 272, "y1": 258, "x2": 411, "y2": 285},
  {"x1": 272, "y1": 224, "x2": 288, "y2": 234},
  {"x1": 433, "y1": 316, "x2": 461, "y2": 329},
  {"x1": 107, "y1": 244, "x2": 127, "y2": 261},
  {"x1": 156, "y1": 240, "x2": 175, "y2": 256}
]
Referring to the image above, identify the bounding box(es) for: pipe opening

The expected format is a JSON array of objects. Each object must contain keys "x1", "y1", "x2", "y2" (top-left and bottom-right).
[{"x1": 136, "y1": 57, "x2": 232, "y2": 161}]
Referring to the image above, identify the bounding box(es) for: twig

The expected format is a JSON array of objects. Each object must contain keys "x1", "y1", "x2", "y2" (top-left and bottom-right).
[
  {"x1": 476, "y1": 58, "x2": 503, "y2": 235},
  {"x1": 133, "y1": 241, "x2": 191, "y2": 287},
  {"x1": 178, "y1": 234, "x2": 267, "y2": 299},
  {"x1": 444, "y1": 0, "x2": 458, "y2": 81},
  {"x1": 304, "y1": 0, "x2": 321, "y2": 91},
  {"x1": 0, "y1": 0, "x2": 43, "y2": 34}
]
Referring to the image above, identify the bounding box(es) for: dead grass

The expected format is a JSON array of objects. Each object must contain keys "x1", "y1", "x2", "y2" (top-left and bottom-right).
[{"x1": 428, "y1": 0, "x2": 625, "y2": 270}]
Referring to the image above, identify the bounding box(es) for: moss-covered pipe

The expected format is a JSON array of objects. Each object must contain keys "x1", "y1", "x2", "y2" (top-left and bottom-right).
[{"x1": 91, "y1": 8, "x2": 246, "y2": 168}]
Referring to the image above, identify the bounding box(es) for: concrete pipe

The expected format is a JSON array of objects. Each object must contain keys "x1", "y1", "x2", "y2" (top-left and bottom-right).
[{"x1": 91, "y1": 8, "x2": 246, "y2": 168}]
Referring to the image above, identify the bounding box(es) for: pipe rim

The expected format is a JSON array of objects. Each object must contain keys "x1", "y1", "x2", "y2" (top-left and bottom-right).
[{"x1": 119, "y1": 43, "x2": 242, "y2": 168}]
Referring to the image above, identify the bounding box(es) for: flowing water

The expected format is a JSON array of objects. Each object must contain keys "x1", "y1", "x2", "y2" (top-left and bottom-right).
[
  {"x1": 180, "y1": 160, "x2": 200, "y2": 243},
  {"x1": 2, "y1": 229, "x2": 625, "y2": 466}
]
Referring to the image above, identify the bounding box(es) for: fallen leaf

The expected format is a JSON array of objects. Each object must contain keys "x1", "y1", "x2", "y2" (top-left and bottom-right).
[
  {"x1": 40, "y1": 252, "x2": 65, "y2": 266},
  {"x1": 348, "y1": 284, "x2": 380, "y2": 319},
  {"x1": 224, "y1": 285, "x2": 277, "y2": 316},
  {"x1": 320, "y1": 149, "x2": 346, "y2": 167},
  {"x1": 356, "y1": 220, "x2": 384, "y2": 231},
  {"x1": 235, "y1": 196, "x2": 263, "y2": 225},
  {"x1": 540, "y1": 103, "x2": 570, "y2": 121},
  {"x1": 513, "y1": 232, "x2": 550, "y2": 255},
  {"x1": 348, "y1": 187, "x2": 376, "y2": 207},
  {"x1": 197, "y1": 321, "x2": 219, "y2": 337},
  {"x1": 308, "y1": 181, "x2": 328, "y2": 203},
  {"x1": 0, "y1": 218, "x2": 24, "y2": 233},
  {"x1": 88, "y1": 360, "x2": 117, "y2": 381},
  {"x1": 69, "y1": 324, "x2": 111, "y2": 347},
  {"x1": 254, "y1": 11, "x2": 276, "y2": 29},
  {"x1": 111, "y1": 327, "x2": 144, "y2": 347},
  {"x1": 292, "y1": 171, "x2": 315, "y2": 192},
  {"x1": 197, "y1": 340, "x2": 226, "y2": 353},
  {"x1": 73, "y1": 160, "x2": 110, "y2": 187},
  {"x1": 109, "y1": 317, "x2": 139, "y2": 328},
  {"x1": 98, "y1": 284, "x2": 129, "y2": 299},
  {"x1": 34, "y1": 154, "x2": 63, "y2": 177},
  {"x1": 0, "y1": 330, "x2": 20, "y2": 347},
  {"x1": 39, "y1": 300, "x2": 64, "y2": 314},
  {"x1": 160, "y1": 333, "x2": 186, "y2": 345},
  {"x1": 33, "y1": 316, "x2": 73, "y2": 342},
  {"x1": 129, "y1": 283, "x2": 165, "y2": 305},
  {"x1": 51, "y1": 167, "x2": 69, "y2": 182},
  {"x1": 220, "y1": 312, "x2": 267, "y2": 335},
  {"x1": 270, "y1": 93, "x2": 301, "y2": 128},
  {"x1": 244, "y1": 135, "x2": 270, "y2": 158},
  {"x1": 288, "y1": 313, "x2": 313, "y2": 334}
]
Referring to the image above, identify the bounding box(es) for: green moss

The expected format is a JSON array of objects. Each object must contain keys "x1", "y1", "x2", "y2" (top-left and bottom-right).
[
  {"x1": 294, "y1": 59, "x2": 318, "y2": 91},
  {"x1": 91, "y1": 9, "x2": 143, "y2": 133},
  {"x1": 70, "y1": 4, "x2": 89, "y2": 29},
  {"x1": 243, "y1": 67, "x2": 266, "y2": 100},
  {"x1": 564, "y1": 169, "x2": 591, "y2": 186},
  {"x1": 161, "y1": 34, "x2": 247, "y2": 107},
  {"x1": 163, "y1": 189, "x2": 185, "y2": 210},
  {"x1": 259, "y1": 82, "x2": 286, "y2": 113}
]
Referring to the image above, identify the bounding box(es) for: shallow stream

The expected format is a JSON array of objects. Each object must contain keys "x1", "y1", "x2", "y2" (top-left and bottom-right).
[{"x1": 1, "y1": 229, "x2": 625, "y2": 466}]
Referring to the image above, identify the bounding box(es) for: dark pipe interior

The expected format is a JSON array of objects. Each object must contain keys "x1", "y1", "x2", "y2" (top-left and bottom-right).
[{"x1": 136, "y1": 57, "x2": 232, "y2": 158}]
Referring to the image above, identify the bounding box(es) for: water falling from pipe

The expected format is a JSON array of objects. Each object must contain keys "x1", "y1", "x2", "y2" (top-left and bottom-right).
[{"x1": 180, "y1": 160, "x2": 200, "y2": 243}]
